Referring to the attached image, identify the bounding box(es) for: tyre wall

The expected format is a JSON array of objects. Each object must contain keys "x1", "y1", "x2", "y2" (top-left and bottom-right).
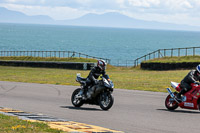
[{"x1": 141, "y1": 62, "x2": 200, "y2": 70}]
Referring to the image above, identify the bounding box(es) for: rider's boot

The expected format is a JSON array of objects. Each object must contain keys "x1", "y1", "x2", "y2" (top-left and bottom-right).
[{"x1": 176, "y1": 89, "x2": 186, "y2": 102}]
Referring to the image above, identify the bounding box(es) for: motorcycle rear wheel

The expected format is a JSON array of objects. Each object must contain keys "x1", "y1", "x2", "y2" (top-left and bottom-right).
[
  {"x1": 165, "y1": 93, "x2": 178, "y2": 110},
  {"x1": 99, "y1": 92, "x2": 114, "y2": 110},
  {"x1": 71, "y1": 88, "x2": 84, "y2": 107}
]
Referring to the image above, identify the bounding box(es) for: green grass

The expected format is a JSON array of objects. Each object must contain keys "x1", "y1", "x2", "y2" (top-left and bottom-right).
[
  {"x1": 0, "y1": 56, "x2": 197, "y2": 92},
  {"x1": 143, "y1": 55, "x2": 200, "y2": 63},
  {"x1": 0, "y1": 56, "x2": 97, "y2": 63},
  {"x1": 107, "y1": 66, "x2": 187, "y2": 92},
  {"x1": 0, "y1": 113, "x2": 65, "y2": 133},
  {"x1": 0, "y1": 65, "x2": 188, "y2": 92}
]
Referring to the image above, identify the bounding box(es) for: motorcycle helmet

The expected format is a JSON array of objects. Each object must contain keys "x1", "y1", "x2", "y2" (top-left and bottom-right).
[
  {"x1": 97, "y1": 60, "x2": 106, "y2": 70},
  {"x1": 196, "y1": 64, "x2": 200, "y2": 73}
]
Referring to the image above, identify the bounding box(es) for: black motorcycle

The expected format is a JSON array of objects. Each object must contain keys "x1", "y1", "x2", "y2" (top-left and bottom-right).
[{"x1": 71, "y1": 73, "x2": 114, "y2": 110}]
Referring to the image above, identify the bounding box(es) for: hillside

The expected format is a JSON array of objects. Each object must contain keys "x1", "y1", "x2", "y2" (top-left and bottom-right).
[
  {"x1": 1, "y1": 7, "x2": 200, "y2": 31},
  {"x1": 0, "y1": 7, "x2": 54, "y2": 24}
]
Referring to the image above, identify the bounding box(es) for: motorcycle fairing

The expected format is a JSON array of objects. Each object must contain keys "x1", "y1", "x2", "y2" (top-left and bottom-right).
[
  {"x1": 179, "y1": 84, "x2": 200, "y2": 110},
  {"x1": 168, "y1": 82, "x2": 200, "y2": 110}
]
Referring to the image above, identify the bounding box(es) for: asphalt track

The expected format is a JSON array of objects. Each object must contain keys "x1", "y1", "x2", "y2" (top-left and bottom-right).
[{"x1": 0, "y1": 81, "x2": 200, "y2": 133}]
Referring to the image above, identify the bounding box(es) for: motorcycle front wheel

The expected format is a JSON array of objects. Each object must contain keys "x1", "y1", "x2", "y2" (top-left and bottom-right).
[
  {"x1": 99, "y1": 92, "x2": 114, "y2": 110},
  {"x1": 165, "y1": 93, "x2": 178, "y2": 110},
  {"x1": 71, "y1": 88, "x2": 84, "y2": 107}
]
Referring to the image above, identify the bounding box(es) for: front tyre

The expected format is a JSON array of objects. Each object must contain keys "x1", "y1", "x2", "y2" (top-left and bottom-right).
[
  {"x1": 71, "y1": 88, "x2": 84, "y2": 107},
  {"x1": 99, "y1": 92, "x2": 114, "y2": 110},
  {"x1": 165, "y1": 93, "x2": 178, "y2": 110}
]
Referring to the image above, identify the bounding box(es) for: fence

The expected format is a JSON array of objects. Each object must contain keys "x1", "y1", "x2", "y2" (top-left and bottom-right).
[
  {"x1": 133, "y1": 46, "x2": 200, "y2": 67},
  {"x1": 1, "y1": 47, "x2": 200, "y2": 67},
  {"x1": 109, "y1": 60, "x2": 135, "y2": 67},
  {"x1": 0, "y1": 51, "x2": 110, "y2": 63}
]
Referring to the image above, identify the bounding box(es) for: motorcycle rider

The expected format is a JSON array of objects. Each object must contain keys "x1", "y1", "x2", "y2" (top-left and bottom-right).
[
  {"x1": 176, "y1": 64, "x2": 200, "y2": 101},
  {"x1": 80, "y1": 59, "x2": 107, "y2": 99}
]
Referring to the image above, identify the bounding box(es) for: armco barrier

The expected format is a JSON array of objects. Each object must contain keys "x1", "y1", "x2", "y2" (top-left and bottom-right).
[
  {"x1": 0, "y1": 61, "x2": 95, "y2": 70},
  {"x1": 141, "y1": 62, "x2": 199, "y2": 70}
]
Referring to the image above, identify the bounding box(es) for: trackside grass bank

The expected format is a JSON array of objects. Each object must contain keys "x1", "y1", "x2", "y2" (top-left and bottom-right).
[
  {"x1": 142, "y1": 56, "x2": 200, "y2": 63},
  {"x1": 0, "y1": 65, "x2": 189, "y2": 92},
  {"x1": 0, "y1": 114, "x2": 65, "y2": 133},
  {"x1": 0, "y1": 56, "x2": 97, "y2": 63}
]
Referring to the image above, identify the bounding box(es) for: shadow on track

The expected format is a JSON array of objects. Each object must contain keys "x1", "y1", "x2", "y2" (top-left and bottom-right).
[
  {"x1": 60, "y1": 106, "x2": 102, "y2": 111},
  {"x1": 157, "y1": 109, "x2": 200, "y2": 114}
]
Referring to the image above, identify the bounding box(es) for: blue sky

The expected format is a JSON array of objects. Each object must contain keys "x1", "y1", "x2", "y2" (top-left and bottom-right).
[{"x1": 0, "y1": 0, "x2": 200, "y2": 26}]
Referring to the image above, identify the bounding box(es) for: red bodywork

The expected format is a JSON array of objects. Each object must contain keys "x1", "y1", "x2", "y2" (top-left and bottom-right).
[{"x1": 175, "y1": 83, "x2": 200, "y2": 110}]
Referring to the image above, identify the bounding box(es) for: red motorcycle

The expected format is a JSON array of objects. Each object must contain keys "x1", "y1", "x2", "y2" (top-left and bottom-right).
[{"x1": 165, "y1": 81, "x2": 200, "y2": 111}]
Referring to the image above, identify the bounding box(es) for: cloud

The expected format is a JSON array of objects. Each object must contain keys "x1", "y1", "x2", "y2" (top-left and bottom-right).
[
  {"x1": 0, "y1": 3, "x2": 88, "y2": 20},
  {"x1": 0, "y1": 0, "x2": 200, "y2": 26},
  {"x1": 1, "y1": 0, "x2": 44, "y2": 5},
  {"x1": 0, "y1": 0, "x2": 197, "y2": 13},
  {"x1": 127, "y1": 0, "x2": 160, "y2": 7}
]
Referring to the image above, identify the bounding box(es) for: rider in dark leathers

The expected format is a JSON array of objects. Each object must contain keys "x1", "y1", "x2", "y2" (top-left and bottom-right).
[
  {"x1": 81, "y1": 60, "x2": 106, "y2": 99},
  {"x1": 176, "y1": 65, "x2": 200, "y2": 101}
]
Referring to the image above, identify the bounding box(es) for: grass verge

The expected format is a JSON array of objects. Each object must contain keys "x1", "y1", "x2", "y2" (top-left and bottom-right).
[
  {"x1": 0, "y1": 65, "x2": 189, "y2": 92},
  {"x1": 142, "y1": 55, "x2": 200, "y2": 63},
  {"x1": 0, "y1": 113, "x2": 65, "y2": 133},
  {"x1": 0, "y1": 56, "x2": 97, "y2": 63}
]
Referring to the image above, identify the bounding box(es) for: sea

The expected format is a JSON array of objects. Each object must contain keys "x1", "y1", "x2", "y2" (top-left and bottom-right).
[{"x1": 1, "y1": 23, "x2": 200, "y2": 66}]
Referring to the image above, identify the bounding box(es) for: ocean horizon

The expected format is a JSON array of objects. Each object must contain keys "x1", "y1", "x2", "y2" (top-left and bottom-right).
[{"x1": 1, "y1": 23, "x2": 200, "y2": 66}]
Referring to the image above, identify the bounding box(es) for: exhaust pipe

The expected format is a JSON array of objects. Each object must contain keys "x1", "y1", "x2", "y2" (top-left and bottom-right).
[
  {"x1": 167, "y1": 88, "x2": 180, "y2": 103},
  {"x1": 167, "y1": 88, "x2": 175, "y2": 98}
]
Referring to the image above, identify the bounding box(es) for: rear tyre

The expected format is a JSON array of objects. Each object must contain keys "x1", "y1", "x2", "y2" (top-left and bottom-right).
[
  {"x1": 99, "y1": 92, "x2": 114, "y2": 110},
  {"x1": 71, "y1": 88, "x2": 84, "y2": 107},
  {"x1": 165, "y1": 93, "x2": 178, "y2": 110}
]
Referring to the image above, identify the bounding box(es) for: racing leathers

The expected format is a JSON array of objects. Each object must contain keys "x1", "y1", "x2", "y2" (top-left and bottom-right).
[
  {"x1": 82, "y1": 66, "x2": 106, "y2": 99},
  {"x1": 177, "y1": 70, "x2": 200, "y2": 100}
]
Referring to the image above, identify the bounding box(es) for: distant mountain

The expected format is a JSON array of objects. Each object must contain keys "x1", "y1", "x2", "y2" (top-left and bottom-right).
[
  {"x1": 60, "y1": 12, "x2": 135, "y2": 26},
  {"x1": 0, "y1": 7, "x2": 55, "y2": 24},
  {"x1": 60, "y1": 12, "x2": 200, "y2": 31},
  {"x1": 1, "y1": 6, "x2": 200, "y2": 31}
]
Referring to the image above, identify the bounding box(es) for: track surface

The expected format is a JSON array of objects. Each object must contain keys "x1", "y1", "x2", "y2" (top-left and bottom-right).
[{"x1": 0, "y1": 81, "x2": 200, "y2": 133}]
